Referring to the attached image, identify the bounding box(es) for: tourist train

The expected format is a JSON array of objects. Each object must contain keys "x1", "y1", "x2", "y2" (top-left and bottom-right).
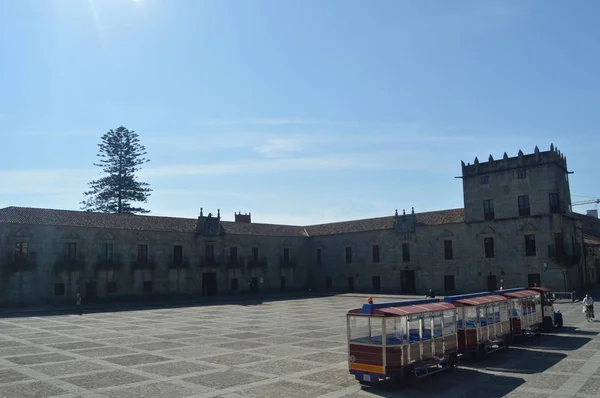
[{"x1": 346, "y1": 286, "x2": 563, "y2": 386}]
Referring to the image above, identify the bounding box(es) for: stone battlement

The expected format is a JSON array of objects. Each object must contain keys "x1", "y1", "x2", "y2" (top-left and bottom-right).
[{"x1": 461, "y1": 143, "x2": 568, "y2": 177}]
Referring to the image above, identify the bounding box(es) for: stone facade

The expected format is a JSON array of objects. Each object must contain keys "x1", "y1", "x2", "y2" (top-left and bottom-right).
[{"x1": 0, "y1": 144, "x2": 598, "y2": 304}]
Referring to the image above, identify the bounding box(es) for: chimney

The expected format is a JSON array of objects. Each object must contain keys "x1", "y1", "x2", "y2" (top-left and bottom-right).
[
  {"x1": 587, "y1": 209, "x2": 599, "y2": 219},
  {"x1": 235, "y1": 212, "x2": 251, "y2": 223}
]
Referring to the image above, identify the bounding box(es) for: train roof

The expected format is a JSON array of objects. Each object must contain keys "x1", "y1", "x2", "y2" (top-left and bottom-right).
[
  {"x1": 529, "y1": 286, "x2": 551, "y2": 293},
  {"x1": 347, "y1": 298, "x2": 455, "y2": 316},
  {"x1": 494, "y1": 289, "x2": 540, "y2": 299},
  {"x1": 443, "y1": 291, "x2": 507, "y2": 306}
]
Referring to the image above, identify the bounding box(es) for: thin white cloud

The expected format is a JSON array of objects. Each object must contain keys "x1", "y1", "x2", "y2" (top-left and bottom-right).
[
  {"x1": 21, "y1": 130, "x2": 98, "y2": 138},
  {"x1": 195, "y1": 117, "x2": 355, "y2": 127},
  {"x1": 253, "y1": 138, "x2": 304, "y2": 158},
  {"x1": 145, "y1": 130, "x2": 517, "y2": 155}
]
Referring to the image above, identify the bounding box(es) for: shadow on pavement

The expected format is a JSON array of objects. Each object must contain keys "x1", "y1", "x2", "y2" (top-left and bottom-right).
[
  {"x1": 361, "y1": 368, "x2": 524, "y2": 398},
  {"x1": 522, "y1": 333, "x2": 594, "y2": 350},
  {"x1": 551, "y1": 326, "x2": 600, "y2": 337},
  {"x1": 0, "y1": 291, "x2": 345, "y2": 319},
  {"x1": 464, "y1": 345, "x2": 567, "y2": 375}
]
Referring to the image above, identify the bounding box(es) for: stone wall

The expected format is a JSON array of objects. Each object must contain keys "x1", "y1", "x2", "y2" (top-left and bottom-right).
[
  {"x1": 0, "y1": 223, "x2": 311, "y2": 304},
  {"x1": 311, "y1": 214, "x2": 584, "y2": 294}
]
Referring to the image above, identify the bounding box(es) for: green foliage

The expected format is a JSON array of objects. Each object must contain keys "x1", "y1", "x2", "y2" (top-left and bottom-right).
[{"x1": 81, "y1": 126, "x2": 152, "y2": 214}]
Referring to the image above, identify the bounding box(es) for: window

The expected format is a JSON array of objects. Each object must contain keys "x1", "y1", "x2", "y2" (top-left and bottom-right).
[
  {"x1": 524, "y1": 234, "x2": 536, "y2": 256},
  {"x1": 481, "y1": 175, "x2": 489, "y2": 184},
  {"x1": 230, "y1": 278, "x2": 238, "y2": 291},
  {"x1": 143, "y1": 281, "x2": 153, "y2": 293},
  {"x1": 107, "y1": 281, "x2": 117, "y2": 294},
  {"x1": 484, "y1": 237, "x2": 495, "y2": 258},
  {"x1": 14, "y1": 242, "x2": 28, "y2": 259},
  {"x1": 64, "y1": 243, "x2": 77, "y2": 259},
  {"x1": 250, "y1": 247, "x2": 258, "y2": 262},
  {"x1": 229, "y1": 247, "x2": 238, "y2": 263},
  {"x1": 444, "y1": 275, "x2": 455, "y2": 291},
  {"x1": 345, "y1": 247, "x2": 352, "y2": 264},
  {"x1": 316, "y1": 248, "x2": 322, "y2": 264},
  {"x1": 54, "y1": 283, "x2": 65, "y2": 296},
  {"x1": 137, "y1": 244, "x2": 148, "y2": 262},
  {"x1": 554, "y1": 233, "x2": 564, "y2": 256},
  {"x1": 518, "y1": 195, "x2": 531, "y2": 216},
  {"x1": 517, "y1": 168, "x2": 527, "y2": 179},
  {"x1": 102, "y1": 243, "x2": 113, "y2": 260},
  {"x1": 283, "y1": 248, "x2": 290, "y2": 261},
  {"x1": 442, "y1": 310, "x2": 456, "y2": 336},
  {"x1": 205, "y1": 244, "x2": 215, "y2": 262},
  {"x1": 549, "y1": 193, "x2": 561, "y2": 213},
  {"x1": 444, "y1": 240, "x2": 453, "y2": 260},
  {"x1": 402, "y1": 243, "x2": 410, "y2": 262},
  {"x1": 173, "y1": 245, "x2": 183, "y2": 265},
  {"x1": 483, "y1": 199, "x2": 495, "y2": 220},
  {"x1": 325, "y1": 276, "x2": 332, "y2": 289},
  {"x1": 372, "y1": 276, "x2": 381, "y2": 292},
  {"x1": 372, "y1": 245, "x2": 380, "y2": 263}
]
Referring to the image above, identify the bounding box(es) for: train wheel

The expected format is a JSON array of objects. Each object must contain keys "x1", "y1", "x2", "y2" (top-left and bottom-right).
[
  {"x1": 504, "y1": 334, "x2": 512, "y2": 348},
  {"x1": 400, "y1": 367, "x2": 417, "y2": 386},
  {"x1": 475, "y1": 344, "x2": 487, "y2": 361},
  {"x1": 446, "y1": 354, "x2": 457, "y2": 372}
]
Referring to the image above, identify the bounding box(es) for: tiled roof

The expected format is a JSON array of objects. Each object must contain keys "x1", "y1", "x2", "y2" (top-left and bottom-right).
[
  {"x1": 0, "y1": 206, "x2": 197, "y2": 233},
  {"x1": 0, "y1": 206, "x2": 465, "y2": 237},
  {"x1": 304, "y1": 208, "x2": 465, "y2": 236},
  {"x1": 570, "y1": 212, "x2": 600, "y2": 239}
]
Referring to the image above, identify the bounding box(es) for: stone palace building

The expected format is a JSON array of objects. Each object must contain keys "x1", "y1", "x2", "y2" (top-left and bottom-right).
[{"x1": 1, "y1": 144, "x2": 600, "y2": 304}]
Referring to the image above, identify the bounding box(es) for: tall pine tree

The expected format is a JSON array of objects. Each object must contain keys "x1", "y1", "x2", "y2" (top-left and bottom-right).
[{"x1": 81, "y1": 126, "x2": 152, "y2": 214}]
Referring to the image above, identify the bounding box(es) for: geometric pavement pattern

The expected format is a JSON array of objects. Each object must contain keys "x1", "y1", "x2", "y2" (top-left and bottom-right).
[{"x1": 0, "y1": 294, "x2": 598, "y2": 398}]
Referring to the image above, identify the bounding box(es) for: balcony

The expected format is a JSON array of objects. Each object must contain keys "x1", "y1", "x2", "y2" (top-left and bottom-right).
[
  {"x1": 278, "y1": 257, "x2": 296, "y2": 269},
  {"x1": 3, "y1": 252, "x2": 37, "y2": 274},
  {"x1": 550, "y1": 201, "x2": 567, "y2": 214},
  {"x1": 169, "y1": 256, "x2": 191, "y2": 269},
  {"x1": 518, "y1": 208, "x2": 531, "y2": 217},
  {"x1": 548, "y1": 244, "x2": 582, "y2": 268},
  {"x1": 249, "y1": 256, "x2": 268, "y2": 269},
  {"x1": 226, "y1": 256, "x2": 243, "y2": 269},
  {"x1": 199, "y1": 256, "x2": 222, "y2": 268},
  {"x1": 131, "y1": 257, "x2": 156, "y2": 270},
  {"x1": 94, "y1": 254, "x2": 122, "y2": 271},
  {"x1": 54, "y1": 254, "x2": 86, "y2": 274}
]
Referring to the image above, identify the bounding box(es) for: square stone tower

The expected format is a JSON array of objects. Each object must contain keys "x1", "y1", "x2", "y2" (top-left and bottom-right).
[{"x1": 461, "y1": 144, "x2": 572, "y2": 223}]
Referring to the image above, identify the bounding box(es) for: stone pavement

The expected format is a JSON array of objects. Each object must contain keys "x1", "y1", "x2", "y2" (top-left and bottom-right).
[{"x1": 0, "y1": 294, "x2": 598, "y2": 398}]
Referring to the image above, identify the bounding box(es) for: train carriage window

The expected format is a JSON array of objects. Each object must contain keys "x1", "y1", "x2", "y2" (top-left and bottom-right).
[
  {"x1": 422, "y1": 314, "x2": 433, "y2": 340},
  {"x1": 494, "y1": 304, "x2": 501, "y2": 323},
  {"x1": 465, "y1": 307, "x2": 478, "y2": 328},
  {"x1": 487, "y1": 305, "x2": 495, "y2": 325},
  {"x1": 348, "y1": 316, "x2": 383, "y2": 345},
  {"x1": 522, "y1": 299, "x2": 530, "y2": 315},
  {"x1": 478, "y1": 306, "x2": 487, "y2": 327},
  {"x1": 386, "y1": 316, "x2": 407, "y2": 345},
  {"x1": 443, "y1": 310, "x2": 456, "y2": 336},
  {"x1": 433, "y1": 313, "x2": 443, "y2": 338},
  {"x1": 500, "y1": 302, "x2": 509, "y2": 322},
  {"x1": 512, "y1": 299, "x2": 521, "y2": 316},
  {"x1": 408, "y1": 316, "x2": 421, "y2": 343},
  {"x1": 534, "y1": 294, "x2": 541, "y2": 307},
  {"x1": 456, "y1": 307, "x2": 465, "y2": 328}
]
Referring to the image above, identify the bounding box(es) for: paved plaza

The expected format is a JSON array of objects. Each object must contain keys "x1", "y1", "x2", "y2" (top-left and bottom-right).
[{"x1": 0, "y1": 294, "x2": 598, "y2": 398}]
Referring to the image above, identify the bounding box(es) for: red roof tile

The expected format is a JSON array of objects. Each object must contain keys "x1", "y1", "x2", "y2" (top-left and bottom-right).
[{"x1": 0, "y1": 206, "x2": 465, "y2": 237}]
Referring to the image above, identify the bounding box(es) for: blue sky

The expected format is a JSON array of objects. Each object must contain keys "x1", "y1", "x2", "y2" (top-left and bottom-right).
[{"x1": 0, "y1": 0, "x2": 598, "y2": 225}]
